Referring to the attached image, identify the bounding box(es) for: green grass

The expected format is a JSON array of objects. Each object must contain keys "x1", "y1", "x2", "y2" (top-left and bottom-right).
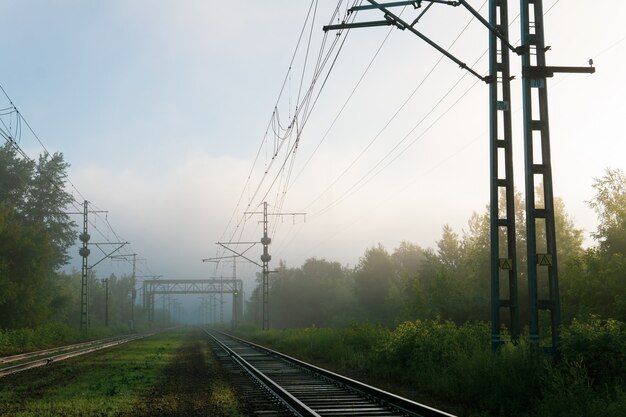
[
  {"x1": 0, "y1": 322, "x2": 140, "y2": 356},
  {"x1": 0, "y1": 328, "x2": 248, "y2": 417},
  {"x1": 0, "y1": 329, "x2": 182, "y2": 416}
]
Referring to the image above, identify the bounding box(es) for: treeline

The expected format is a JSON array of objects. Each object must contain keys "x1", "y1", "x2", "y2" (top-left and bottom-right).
[
  {"x1": 245, "y1": 168, "x2": 626, "y2": 329},
  {"x1": 0, "y1": 143, "x2": 135, "y2": 329}
]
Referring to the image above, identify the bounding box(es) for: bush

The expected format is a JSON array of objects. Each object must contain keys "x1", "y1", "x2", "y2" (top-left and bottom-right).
[
  {"x1": 235, "y1": 318, "x2": 626, "y2": 416},
  {"x1": 560, "y1": 315, "x2": 626, "y2": 386}
]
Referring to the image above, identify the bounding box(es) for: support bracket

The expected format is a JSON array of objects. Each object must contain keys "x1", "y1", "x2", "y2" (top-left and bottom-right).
[{"x1": 522, "y1": 65, "x2": 596, "y2": 78}]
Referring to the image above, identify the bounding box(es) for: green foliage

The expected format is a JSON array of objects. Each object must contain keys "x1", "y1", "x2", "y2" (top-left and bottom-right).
[
  {"x1": 589, "y1": 167, "x2": 626, "y2": 255},
  {"x1": 353, "y1": 244, "x2": 395, "y2": 323},
  {"x1": 0, "y1": 330, "x2": 184, "y2": 416},
  {"x1": 560, "y1": 316, "x2": 626, "y2": 386},
  {"x1": 0, "y1": 322, "x2": 130, "y2": 356},
  {"x1": 559, "y1": 168, "x2": 626, "y2": 323},
  {"x1": 0, "y1": 143, "x2": 77, "y2": 329},
  {"x1": 239, "y1": 317, "x2": 626, "y2": 417},
  {"x1": 0, "y1": 204, "x2": 55, "y2": 327},
  {"x1": 246, "y1": 258, "x2": 356, "y2": 328},
  {"x1": 561, "y1": 250, "x2": 626, "y2": 322}
]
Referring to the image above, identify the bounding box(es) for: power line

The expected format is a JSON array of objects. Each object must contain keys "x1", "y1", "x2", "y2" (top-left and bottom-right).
[
  {"x1": 301, "y1": 1, "x2": 487, "y2": 214},
  {"x1": 216, "y1": 1, "x2": 359, "y2": 265},
  {"x1": 0, "y1": 84, "x2": 154, "y2": 278}
]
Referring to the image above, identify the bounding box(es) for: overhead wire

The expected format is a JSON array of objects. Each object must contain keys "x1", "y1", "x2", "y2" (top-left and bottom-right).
[
  {"x1": 0, "y1": 83, "x2": 154, "y2": 278},
  {"x1": 273, "y1": 0, "x2": 569, "y2": 257},
  {"x1": 301, "y1": 0, "x2": 487, "y2": 214},
  {"x1": 215, "y1": 0, "x2": 321, "y2": 249},
  {"x1": 216, "y1": 1, "x2": 357, "y2": 269},
  {"x1": 211, "y1": 0, "x2": 338, "y2": 277}
]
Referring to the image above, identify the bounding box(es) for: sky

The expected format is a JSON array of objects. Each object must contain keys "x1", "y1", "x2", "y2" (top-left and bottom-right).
[{"x1": 1, "y1": 1, "x2": 625, "y2": 307}]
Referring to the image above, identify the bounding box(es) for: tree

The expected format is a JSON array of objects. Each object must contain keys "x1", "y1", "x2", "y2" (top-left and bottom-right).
[
  {"x1": 0, "y1": 144, "x2": 77, "y2": 328},
  {"x1": 390, "y1": 241, "x2": 429, "y2": 321},
  {"x1": 437, "y1": 224, "x2": 462, "y2": 271},
  {"x1": 353, "y1": 244, "x2": 395, "y2": 323},
  {"x1": 0, "y1": 204, "x2": 55, "y2": 327},
  {"x1": 392, "y1": 241, "x2": 427, "y2": 277},
  {"x1": 589, "y1": 168, "x2": 626, "y2": 255},
  {"x1": 267, "y1": 258, "x2": 354, "y2": 328},
  {"x1": 25, "y1": 152, "x2": 76, "y2": 268},
  {"x1": 561, "y1": 168, "x2": 626, "y2": 322},
  {"x1": 0, "y1": 144, "x2": 33, "y2": 211}
]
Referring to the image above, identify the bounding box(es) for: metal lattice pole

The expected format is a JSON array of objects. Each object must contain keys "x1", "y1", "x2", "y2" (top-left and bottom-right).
[
  {"x1": 520, "y1": 0, "x2": 560, "y2": 350},
  {"x1": 261, "y1": 202, "x2": 271, "y2": 330},
  {"x1": 489, "y1": 0, "x2": 520, "y2": 350},
  {"x1": 79, "y1": 200, "x2": 90, "y2": 330}
]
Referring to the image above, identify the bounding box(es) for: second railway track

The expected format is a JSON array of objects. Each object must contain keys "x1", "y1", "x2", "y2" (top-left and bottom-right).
[
  {"x1": 205, "y1": 328, "x2": 456, "y2": 417},
  {"x1": 0, "y1": 332, "x2": 155, "y2": 378}
]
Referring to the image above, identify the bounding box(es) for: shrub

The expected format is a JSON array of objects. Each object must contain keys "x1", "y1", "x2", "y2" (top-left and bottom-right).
[{"x1": 560, "y1": 315, "x2": 626, "y2": 386}]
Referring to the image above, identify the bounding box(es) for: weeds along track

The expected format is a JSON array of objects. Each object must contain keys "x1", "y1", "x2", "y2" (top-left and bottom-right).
[
  {"x1": 204, "y1": 328, "x2": 456, "y2": 417},
  {"x1": 0, "y1": 332, "x2": 156, "y2": 378}
]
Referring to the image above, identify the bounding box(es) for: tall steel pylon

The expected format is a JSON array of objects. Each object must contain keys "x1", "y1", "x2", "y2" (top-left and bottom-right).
[
  {"x1": 519, "y1": 0, "x2": 560, "y2": 351},
  {"x1": 324, "y1": 0, "x2": 593, "y2": 350},
  {"x1": 489, "y1": 0, "x2": 519, "y2": 349}
]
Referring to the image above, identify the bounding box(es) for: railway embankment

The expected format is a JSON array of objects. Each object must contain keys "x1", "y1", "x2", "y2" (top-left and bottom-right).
[{"x1": 0, "y1": 328, "x2": 246, "y2": 417}]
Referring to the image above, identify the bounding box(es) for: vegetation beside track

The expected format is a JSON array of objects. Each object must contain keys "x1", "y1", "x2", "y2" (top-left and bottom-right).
[
  {"x1": 235, "y1": 316, "x2": 626, "y2": 417},
  {"x1": 0, "y1": 322, "x2": 145, "y2": 357},
  {"x1": 0, "y1": 328, "x2": 246, "y2": 417}
]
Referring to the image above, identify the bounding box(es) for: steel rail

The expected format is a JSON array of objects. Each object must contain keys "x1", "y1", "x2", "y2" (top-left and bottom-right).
[
  {"x1": 0, "y1": 334, "x2": 132, "y2": 365},
  {"x1": 0, "y1": 332, "x2": 156, "y2": 378},
  {"x1": 204, "y1": 328, "x2": 319, "y2": 417},
  {"x1": 207, "y1": 329, "x2": 457, "y2": 417}
]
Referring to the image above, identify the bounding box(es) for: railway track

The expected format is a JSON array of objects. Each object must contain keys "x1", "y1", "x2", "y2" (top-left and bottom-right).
[
  {"x1": 205, "y1": 329, "x2": 456, "y2": 417},
  {"x1": 0, "y1": 332, "x2": 155, "y2": 378}
]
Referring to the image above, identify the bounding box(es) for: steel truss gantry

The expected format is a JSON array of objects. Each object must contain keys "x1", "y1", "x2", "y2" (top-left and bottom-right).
[{"x1": 142, "y1": 279, "x2": 243, "y2": 326}]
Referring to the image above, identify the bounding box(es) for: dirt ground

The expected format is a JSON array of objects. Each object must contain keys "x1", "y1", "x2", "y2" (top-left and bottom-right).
[{"x1": 126, "y1": 329, "x2": 245, "y2": 417}]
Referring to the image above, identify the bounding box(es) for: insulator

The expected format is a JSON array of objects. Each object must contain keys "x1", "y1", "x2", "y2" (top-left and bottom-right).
[
  {"x1": 261, "y1": 236, "x2": 271, "y2": 245},
  {"x1": 79, "y1": 232, "x2": 90, "y2": 243},
  {"x1": 261, "y1": 253, "x2": 271, "y2": 263},
  {"x1": 79, "y1": 247, "x2": 91, "y2": 257}
]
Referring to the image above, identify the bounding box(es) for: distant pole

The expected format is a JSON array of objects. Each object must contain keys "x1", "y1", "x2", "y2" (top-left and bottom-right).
[
  {"x1": 79, "y1": 200, "x2": 91, "y2": 330},
  {"x1": 168, "y1": 295, "x2": 172, "y2": 324},
  {"x1": 131, "y1": 254, "x2": 136, "y2": 330},
  {"x1": 220, "y1": 274, "x2": 224, "y2": 324},
  {"x1": 232, "y1": 259, "x2": 238, "y2": 330},
  {"x1": 162, "y1": 295, "x2": 166, "y2": 324},
  {"x1": 261, "y1": 202, "x2": 271, "y2": 330},
  {"x1": 104, "y1": 278, "x2": 109, "y2": 327}
]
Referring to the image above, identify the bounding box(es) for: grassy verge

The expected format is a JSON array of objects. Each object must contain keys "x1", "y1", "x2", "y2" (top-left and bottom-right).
[
  {"x1": 235, "y1": 318, "x2": 626, "y2": 417},
  {"x1": 0, "y1": 328, "x2": 246, "y2": 417},
  {"x1": 0, "y1": 322, "x2": 145, "y2": 356}
]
